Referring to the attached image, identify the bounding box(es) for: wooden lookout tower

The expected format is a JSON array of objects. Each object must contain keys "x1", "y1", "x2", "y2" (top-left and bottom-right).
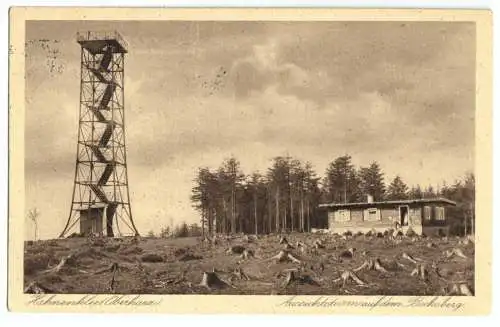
[{"x1": 59, "y1": 31, "x2": 139, "y2": 237}]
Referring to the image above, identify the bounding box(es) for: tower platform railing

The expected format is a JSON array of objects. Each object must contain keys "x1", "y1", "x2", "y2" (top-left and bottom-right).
[{"x1": 76, "y1": 31, "x2": 128, "y2": 53}]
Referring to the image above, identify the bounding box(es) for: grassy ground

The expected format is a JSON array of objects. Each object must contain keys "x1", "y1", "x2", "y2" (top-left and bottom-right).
[{"x1": 24, "y1": 232, "x2": 475, "y2": 295}]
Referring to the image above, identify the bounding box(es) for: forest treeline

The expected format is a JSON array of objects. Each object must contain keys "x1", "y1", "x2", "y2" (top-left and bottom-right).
[{"x1": 190, "y1": 155, "x2": 475, "y2": 237}]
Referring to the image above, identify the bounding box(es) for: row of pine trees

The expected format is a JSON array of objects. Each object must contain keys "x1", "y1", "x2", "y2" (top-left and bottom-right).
[{"x1": 190, "y1": 155, "x2": 475, "y2": 236}]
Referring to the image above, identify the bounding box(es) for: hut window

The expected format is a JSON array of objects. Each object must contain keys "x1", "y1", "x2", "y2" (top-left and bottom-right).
[
  {"x1": 364, "y1": 208, "x2": 381, "y2": 221},
  {"x1": 435, "y1": 207, "x2": 445, "y2": 220},
  {"x1": 424, "y1": 206, "x2": 432, "y2": 220},
  {"x1": 334, "y1": 210, "x2": 351, "y2": 222}
]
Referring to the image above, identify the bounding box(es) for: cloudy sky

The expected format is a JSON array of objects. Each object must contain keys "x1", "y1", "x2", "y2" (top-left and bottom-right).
[{"x1": 25, "y1": 21, "x2": 475, "y2": 239}]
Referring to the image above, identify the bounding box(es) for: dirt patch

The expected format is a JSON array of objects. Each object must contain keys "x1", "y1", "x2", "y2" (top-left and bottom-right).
[
  {"x1": 173, "y1": 247, "x2": 188, "y2": 257},
  {"x1": 104, "y1": 244, "x2": 121, "y2": 252},
  {"x1": 73, "y1": 247, "x2": 109, "y2": 261},
  {"x1": 178, "y1": 253, "x2": 203, "y2": 261},
  {"x1": 24, "y1": 252, "x2": 55, "y2": 275},
  {"x1": 119, "y1": 246, "x2": 143, "y2": 255},
  {"x1": 37, "y1": 273, "x2": 65, "y2": 284}
]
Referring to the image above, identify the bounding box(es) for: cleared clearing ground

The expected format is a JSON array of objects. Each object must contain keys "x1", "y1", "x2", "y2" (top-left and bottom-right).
[{"x1": 24, "y1": 232, "x2": 474, "y2": 295}]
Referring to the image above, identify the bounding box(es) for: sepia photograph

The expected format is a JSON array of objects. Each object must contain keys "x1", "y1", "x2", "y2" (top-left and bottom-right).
[{"x1": 8, "y1": 7, "x2": 493, "y2": 314}]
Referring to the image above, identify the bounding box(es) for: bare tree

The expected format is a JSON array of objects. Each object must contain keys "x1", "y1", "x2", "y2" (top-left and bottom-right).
[{"x1": 28, "y1": 208, "x2": 40, "y2": 241}]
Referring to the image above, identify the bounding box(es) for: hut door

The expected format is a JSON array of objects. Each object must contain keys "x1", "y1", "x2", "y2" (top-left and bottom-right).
[{"x1": 399, "y1": 206, "x2": 409, "y2": 226}]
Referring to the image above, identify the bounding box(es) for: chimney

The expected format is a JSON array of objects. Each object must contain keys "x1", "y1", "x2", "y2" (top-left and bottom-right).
[{"x1": 367, "y1": 194, "x2": 374, "y2": 203}]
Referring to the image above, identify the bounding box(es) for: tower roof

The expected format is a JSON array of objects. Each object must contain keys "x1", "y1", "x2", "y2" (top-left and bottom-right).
[{"x1": 77, "y1": 31, "x2": 128, "y2": 54}]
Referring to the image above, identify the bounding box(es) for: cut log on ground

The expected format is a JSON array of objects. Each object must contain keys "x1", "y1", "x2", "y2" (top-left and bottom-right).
[
  {"x1": 339, "y1": 247, "x2": 356, "y2": 259},
  {"x1": 296, "y1": 242, "x2": 307, "y2": 254},
  {"x1": 226, "y1": 245, "x2": 246, "y2": 255},
  {"x1": 199, "y1": 271, "x2": 231, "y2": 289},
  {"x1": 353, "y1": 259, "x2": 373, "y2": 272},
  {"x1": 282, "y1": 270, "x2": 299, "y2": 287},
  {"x1": 410, "y1": 263, "x2": 429, "y2": 281},
  {"x1": 313, "y1": 239, "x2": 325, "y2": 249},
  {"x1": 444, "y1": 248, "x2": 468, "y2": 259},
  {"x1": 373, "y1": 259, "x2": 389, "y2": 273},
  {"x1": 240, "y1": 249, "x2": 254, "y2": 260},
  {"x1": 24, "y1": 281, "x2": 54, "y2": 294},
  {"x1": 434, "y1": 266, "x2": 452, "y2": 279},
  {"x1": 232, "y1": 267, "x2": 250, "y2": 281},
  {"x1": 393, "y1": 230, "x2": 403, "y2": 238},
  {"x1": 178, "y1": 253, "x2": 203, "y2": 261},
  {"x1": 279, "y1": 236, "x2": 288, "y2": 245},
  {"x1": 372, "y1": 259, "x2": 389, "y2": 273},
  {"x1": 354, "y1": 258, "x2": 389, "y2": 274},
  {"x1": 281, "y1": 269, "x2": 320, "y2": 288},
  {"x1": 243, "y1": 234, "x2": 258, "y2": 243},
  {"x1": 459, "y1": 238, "x2": 472, "y2": 246},
  {"x1": 109, "y1": 263, "x2": 119, "y2": 292},
  {"x1": 42, "y1": 254, "x2": 74, "y2": 274},
  {"x1": 364, "y1": 230, "x2": 375, "y2": 237},
  {"x1": 396, "y1": 262, "x2": 406, "y2": 269},
  {"x1": 202, "y1": 236, "x2": 218, "y2": 245},
  {"x1": 265, "y1": 250, "x2": 301, "y2": 264},
  {"x1": 94, "y1": 262, "x2": 119, "y2": 275},
  {"x1": 333, "y1": 270, "x2": 367, "y2": 287},
  {"x1": 402, "y1": 252, "x2": 422, "y2": 264},
  {"x1": 451, "y1": 283, "x2": 473, "y2": 296}
]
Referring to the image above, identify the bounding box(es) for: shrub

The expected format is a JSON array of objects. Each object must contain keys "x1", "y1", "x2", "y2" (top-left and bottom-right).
[
  {"x1": 160, "y1": 227, "x2": 170, "y2": 238},
  {"x1": 173, "y1": 223, "x2": 189, "y2": 238}
]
